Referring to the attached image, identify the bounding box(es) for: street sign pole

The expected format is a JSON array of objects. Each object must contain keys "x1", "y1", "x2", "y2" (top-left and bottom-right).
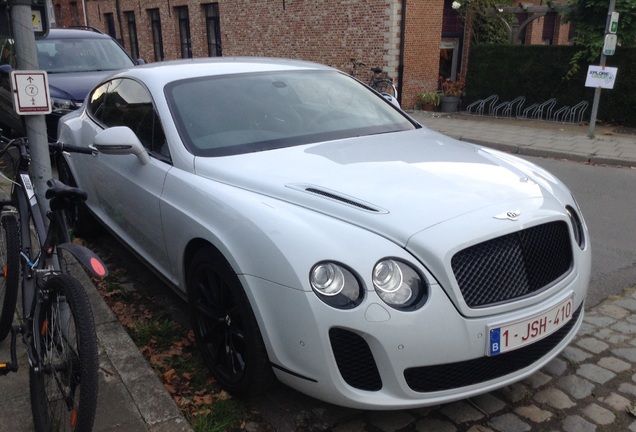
[
  {"x1": 9, "y1": 0, "x2": 52, "y2": 218},
  {"x1": 587, "y1": 0, "x2": 616, "y2": 138}
]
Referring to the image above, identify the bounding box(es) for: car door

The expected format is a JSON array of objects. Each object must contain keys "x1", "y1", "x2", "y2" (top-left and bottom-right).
[{"x1": 87, "y1": 77, "x2": 173, "y2": 279}]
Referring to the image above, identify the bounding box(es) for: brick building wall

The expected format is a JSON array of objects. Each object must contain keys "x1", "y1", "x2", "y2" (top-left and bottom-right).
[{"x1": 51, "y1": 0, "x2": 445, "y2": 108}]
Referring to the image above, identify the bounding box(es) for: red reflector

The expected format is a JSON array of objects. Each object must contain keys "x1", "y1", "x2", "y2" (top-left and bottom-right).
[{"x1": 90, "y1": 257, "x2": 106, "y2": 277}]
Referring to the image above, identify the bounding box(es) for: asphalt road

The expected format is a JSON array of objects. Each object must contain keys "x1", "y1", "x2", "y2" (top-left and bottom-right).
[{"x1": 527, "y1": 156, "x2": 636, "y2": 307}]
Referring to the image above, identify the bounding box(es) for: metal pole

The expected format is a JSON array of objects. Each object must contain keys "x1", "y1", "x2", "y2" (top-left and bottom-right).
[
  {"x1": 10, "y1": 0, "x2": 52, "y2": 218},
  {"x1": 587, "y1": 0, "x2": 616, "y2": 137}
]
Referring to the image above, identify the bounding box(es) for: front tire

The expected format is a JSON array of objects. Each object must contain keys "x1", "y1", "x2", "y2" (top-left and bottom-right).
[
  {"x1": 29, "y1": 275, "x2": 98, "y2": 432},
  {"x1": 187, "y1": 247, "x2": 274, "y2": 396},
  {"x1": 0, "y1": 215, "x2": 19, "y2": 342}
]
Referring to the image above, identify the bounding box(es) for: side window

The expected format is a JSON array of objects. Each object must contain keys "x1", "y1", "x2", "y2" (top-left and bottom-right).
[{"x1": 88, "y1": 78, "x2": 169, "y2": 159}]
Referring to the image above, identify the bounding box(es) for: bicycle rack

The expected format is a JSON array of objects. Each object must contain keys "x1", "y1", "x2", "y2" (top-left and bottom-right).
[
  {"x1": 569, "y1": 101, "x2": 589, "y2": 124},
  {"x1": 466, "y1": 94, "x2": 499, "y2": 116},
  {"x1": 493, "y1": 96, "x2": 525, "y2": 118}
]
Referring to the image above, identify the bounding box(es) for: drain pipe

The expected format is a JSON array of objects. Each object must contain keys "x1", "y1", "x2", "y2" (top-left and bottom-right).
[{"x1": 397, "y1": 0, "x2": 407, "y2": 104}]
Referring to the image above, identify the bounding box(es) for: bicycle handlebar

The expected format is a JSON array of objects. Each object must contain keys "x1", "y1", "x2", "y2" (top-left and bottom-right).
[{"x1": 48, "y1": 142, "x2": 95, "y2": 155}]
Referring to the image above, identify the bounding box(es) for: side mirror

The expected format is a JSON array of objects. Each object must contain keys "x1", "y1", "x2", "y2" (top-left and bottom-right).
[
  {"x1": 92, "y1": 126, "x2": 150, "y2": 165},
  {"x1": 381, "y1": 93, "x2": 401, "y2": 109},
  {"x1": 136, "y1": 58, "x2": 146, "y2": 65}
]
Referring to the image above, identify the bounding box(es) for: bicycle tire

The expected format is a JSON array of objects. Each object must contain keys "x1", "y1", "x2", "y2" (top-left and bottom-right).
[
  {"x1": 0, "y1": 215, "x2": 19, "y2": 342},
  {"x1": 29, "y1": 274, "x2": 98, "y2": 432},
  {"x1": 372, "y1": 79, "x2": 397, "y2": 98}
]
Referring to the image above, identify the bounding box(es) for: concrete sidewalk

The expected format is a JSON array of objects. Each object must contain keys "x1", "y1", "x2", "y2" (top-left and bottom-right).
[
  {"x1": 1, "y1": 111, "x2": 634, "y2": 431},
  {"x1": 0, "y1": 261, "x2": 193, "y2": 432},
  {"x1": 409, "y1": 110, "x2": 636, "y2": 167}
]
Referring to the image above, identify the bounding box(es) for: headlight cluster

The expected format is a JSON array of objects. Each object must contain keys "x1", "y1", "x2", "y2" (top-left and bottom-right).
[
  {"x1": 310, "y1": 262, "x2": 363, "y2": 309},
  {"x1": 566, "y1": 204, "x2": 585, "y2": 249},
  {"x1": 373, "y1": 259, "x2": 426, "y2": 309},
  {"x1": 52, "y1": 97, "x2": 78, "y2": 115},
  {"x1": 310, "y1": 259, "x2": 427, "y2": 310}
]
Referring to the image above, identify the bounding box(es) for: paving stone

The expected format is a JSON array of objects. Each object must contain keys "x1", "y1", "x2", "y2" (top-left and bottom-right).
[
  {"x1": 557, "y1": 374, "x2": 596, "y2": 399},
  {"x1": 466, "y1": 426, "x2": 494, "y2": 432},
  {"x1": 612, "y1": 347, "x2": 636, "y2": 363},
  {"x1": 367, "y1": 411, "x2": 415, "y2": 432},
  {"x1": 561, "y1": 346, "x2": 592, "y2": 363},
  {"x1": 618, "y1": 382, "x2": 636, "y2": 397},
  {"x1": 598, "y1": 304, "x2": 630, "y2": 319},
  {"x1": 616, "y1": 298, "x2": 636, "y2": 311},
  {"x1": 577, "y1": 364, "x2": 616, "y2": 384},
  {"x1": 488, "y1": 413, "x2": 531, "y2": 432},
  {"x1": 523, "y1": 371, "x2": 552, "y2": 389},
  {"x1": 496, "y1": 383, "x2": 530, "y2": 404},
  {"x1": 611, "y1": 321, "x2": 636, "y2": 335},
  {"x1": 439, "y1": 401, "x2": 485, "y2": 424},
  {"x1": 533, "y1": 388, "x2": 576, "y2": 409},
  {"x1": 470, "y1": 394, "x2": 506, "y2": 415},
  {"x1": 583, "y1": 403, "x2": 616, "y2": 425},
  {"x1": 414, "y1": 418, "x2": 456, "y2": 432},
  {"x1": 543, "y1": 357, "x2": 568, "y2": 377},
  {"x1": 594, "y1": 328, "x2": 629, "y2": 344},
  {"x1": 597, "y1": 356, "x2": 631, "y2": 373},
  {"x1": 597, "y1": 392, "x2": 631, "y2": 412},
  {"x1": 576, "y1": 337, "x2": 609, "y2": 354},
  {"x1": 333, "y1": 420, "x2": 366, "y2": 432},
  {"x1": 514, "y1": 405, "x2": 553, "y2": 423},
  {"x1": 583, "y1": 313, "x2": 617, "y2": 328},
  {"x1": 562, "y1": 415, "x2": 597, "y2": 432}
]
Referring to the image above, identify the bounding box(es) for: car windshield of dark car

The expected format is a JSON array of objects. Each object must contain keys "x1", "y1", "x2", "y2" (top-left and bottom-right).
[
  {"x1": 165, "y1": 70, "x2": 418, "y2": 156},
  {"x1": 36, "y1": 38, "x2": 134, "y2": 73}
]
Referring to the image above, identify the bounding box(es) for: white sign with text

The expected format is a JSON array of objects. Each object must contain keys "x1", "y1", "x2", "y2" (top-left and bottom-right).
[{"x1": 585, "y1": 66, "x2": 618, "y2": 89}]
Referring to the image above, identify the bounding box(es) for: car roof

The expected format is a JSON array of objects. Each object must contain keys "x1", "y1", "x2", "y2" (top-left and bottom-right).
[
  {"x1": 44, "y1": 27, "x2": 114, "y2": 40},
  {"x1": 112, "y1": 57, "x2": 335, "y2": 88}
]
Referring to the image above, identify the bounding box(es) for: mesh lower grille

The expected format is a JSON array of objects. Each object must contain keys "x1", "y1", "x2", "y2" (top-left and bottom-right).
[
  {"x1": 329, "y1": 328, "x2": 382, "y2": 391},
  {"x1": 404, "y1": 304, "x2": 581, "y2": 392},
  {"x1": 451, "y1": 221, "x2": 573, "y2": 307}
]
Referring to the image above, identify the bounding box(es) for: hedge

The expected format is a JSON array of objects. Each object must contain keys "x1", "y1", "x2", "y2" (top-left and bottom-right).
[{"x1": 465, "y1": 45, "x2": 635, "y2": 127}]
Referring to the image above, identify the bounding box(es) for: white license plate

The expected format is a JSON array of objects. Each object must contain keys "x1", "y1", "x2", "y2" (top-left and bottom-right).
[{"x1": 488, "y1": 296, "x2": 574, "y2": 356}]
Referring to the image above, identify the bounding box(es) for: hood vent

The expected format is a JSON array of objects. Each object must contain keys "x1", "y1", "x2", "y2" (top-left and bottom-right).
[{"x1": 287, "y1": 183, "x2": 386, "y2": 213}]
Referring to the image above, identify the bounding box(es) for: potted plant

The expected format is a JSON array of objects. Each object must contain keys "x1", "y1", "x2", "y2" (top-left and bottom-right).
[
  {"x1": 417, "y1": 90, "x2": 443, "y2": 111},
  {"x1": 441, "y1": 79, "x2": 464, "y2": 113}
]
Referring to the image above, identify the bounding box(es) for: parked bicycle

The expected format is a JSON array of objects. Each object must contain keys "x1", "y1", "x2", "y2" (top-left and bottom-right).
[
  {"x1": 0, "y1": 133, "x2": 108, "y2": 432},
  {"x1": 349, "y1": 58, "x2": 398, "y2": 98}
]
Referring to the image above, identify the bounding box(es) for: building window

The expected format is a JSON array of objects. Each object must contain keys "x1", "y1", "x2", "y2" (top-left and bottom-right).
[
  {"x1": 70, "y1": 2, "x2": 80, "y2": 26},
  {"x1": 149, "y1": 9, "x2": 164, "y2": 62},
  {"x1": 176, "y1": 6, "x2": 192, "y2": 59},
  {"x1": 204, "y1": 3, "x2": 222, "y2": 57},
  {"x1": 105, "y1": 13, "x2": 116, "y2": 39},
  {"x1": 125, "y1": 11, "x2": 139, "y2": 60}
]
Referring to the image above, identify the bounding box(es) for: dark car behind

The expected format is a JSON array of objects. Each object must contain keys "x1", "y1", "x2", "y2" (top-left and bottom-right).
[{"x1": 0, "y1": 27, "x2": 139, "y2": 140}]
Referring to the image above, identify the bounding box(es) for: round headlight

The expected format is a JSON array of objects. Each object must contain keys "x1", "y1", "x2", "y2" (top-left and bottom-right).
[
  {"x1": 310, "y1": 262, "x2": 363, "y2": 309},
  {"x1": 311, "y1": 263, "x2": 345, "y2": 296},
  {"x1": 373, "y1": 259, "x2": 427, "y2": 310}
]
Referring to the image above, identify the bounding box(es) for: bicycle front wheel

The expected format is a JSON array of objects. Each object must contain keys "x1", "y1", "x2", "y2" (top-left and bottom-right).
[
  {"x1": 0, "y1": 215, "x2": 19, "y2": 342},
  {"x1": 29, "y1": 274, "x2": 98, "y2": 432},
  {"x1": 372, "y1": 79, "x2": 397, "y2": 98}
]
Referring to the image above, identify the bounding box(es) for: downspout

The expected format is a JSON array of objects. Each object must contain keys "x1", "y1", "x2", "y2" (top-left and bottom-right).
[
  {"x1": 397, "y1": 0, "x2": 407, "y2": 104},
  {"x1": 82, "y1": 0, "x2": 88, "y2": 26}
]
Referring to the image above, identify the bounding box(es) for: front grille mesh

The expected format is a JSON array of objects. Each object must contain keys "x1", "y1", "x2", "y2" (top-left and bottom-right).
[
  {"x1": 404, "y1": 304, "x2": 581, "y2": 392},
  {"x1": 451, "y1": 221, "x2": 573, "y2": 307}
]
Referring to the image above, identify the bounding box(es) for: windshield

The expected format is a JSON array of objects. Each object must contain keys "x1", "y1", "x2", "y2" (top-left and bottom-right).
[
  {"x1": 165, "y1": 70, "x2": 417, "y2": 156},
  {"x1": 36, "y1": 38, "x2": 135, "y2": 73}
]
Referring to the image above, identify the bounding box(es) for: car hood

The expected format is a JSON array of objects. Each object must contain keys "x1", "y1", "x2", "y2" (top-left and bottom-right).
[
  {"x1": 194, "y1": 128, "x2": 562, "y2": 245},
  {"x1": 47, "y1": 71, "x2": 116, "y2": 101}
]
